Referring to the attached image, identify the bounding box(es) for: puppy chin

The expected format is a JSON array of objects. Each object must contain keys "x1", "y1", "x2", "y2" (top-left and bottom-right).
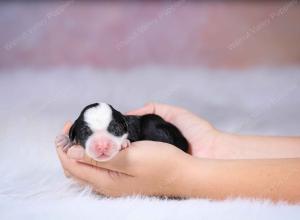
[{"x1": 85, "y1": 147, "x2": 120, "y2": 162}]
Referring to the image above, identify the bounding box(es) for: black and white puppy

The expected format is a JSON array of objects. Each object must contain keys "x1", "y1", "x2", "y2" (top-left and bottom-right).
[{"x1": 56, "y1": 103, "x2": 188, "y2": 161}]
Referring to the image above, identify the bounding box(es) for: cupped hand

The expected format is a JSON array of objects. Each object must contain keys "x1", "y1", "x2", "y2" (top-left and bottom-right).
[
  {"x1": 55, "y1": 102, "x2": 219, "y2": 197},
  {"x1": 128, "y1": 102, "x2": 220, "y2": 158},
  {"x1": 56, "y1": 122, "x2": 190, "y2": 197}
]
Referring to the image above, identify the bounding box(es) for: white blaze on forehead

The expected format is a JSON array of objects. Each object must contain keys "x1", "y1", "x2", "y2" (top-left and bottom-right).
[{"x1": 84, "y1": 103, "x2": 112, "y2": 131}]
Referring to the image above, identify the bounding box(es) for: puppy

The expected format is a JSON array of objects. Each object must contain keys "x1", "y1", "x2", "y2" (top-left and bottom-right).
[{"x1": 56, "y1": 103, "x2": 188, "y2": 161}]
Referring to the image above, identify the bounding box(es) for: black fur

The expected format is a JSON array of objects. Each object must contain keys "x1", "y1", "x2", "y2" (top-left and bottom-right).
[
  {"x1": 69, "y1": 103, "x2": 189, "y2": 152},
  {"x1": 107, "y1": 105, "x2": 128, "y2": 136},
  {"x1": 125, "y1": 114, "x2": 189, "y2": 152},
  {"x1": 69, "y1": 103, "x2": 97, "y2": 147}
]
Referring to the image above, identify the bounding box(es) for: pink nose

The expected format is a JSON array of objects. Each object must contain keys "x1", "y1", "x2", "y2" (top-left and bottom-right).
[{"x1": 92, "y1": 139, "x2": 113, "y2": 156}]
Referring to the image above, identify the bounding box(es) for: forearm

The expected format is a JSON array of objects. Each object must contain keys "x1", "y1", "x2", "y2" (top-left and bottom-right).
[
  {"x1": 213, "y1": 132, "x2": 300, "y2": 159},
  {"x1": 177, "y1": 156, "x2": 300, "y2": 203}
]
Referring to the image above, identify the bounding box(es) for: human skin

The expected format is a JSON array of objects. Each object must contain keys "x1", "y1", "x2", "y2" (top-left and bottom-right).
[
  {"x1": 55, "y1": 103, "x2": 300, "y2": 202},
  {"x1": 127, "y1": 103, "x2": 300, "y2": 159}
]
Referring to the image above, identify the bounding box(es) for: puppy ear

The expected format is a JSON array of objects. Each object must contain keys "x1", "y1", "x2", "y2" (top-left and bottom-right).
[{"x1": 69, "y1": 121, "x2": 77, "y2": 142}]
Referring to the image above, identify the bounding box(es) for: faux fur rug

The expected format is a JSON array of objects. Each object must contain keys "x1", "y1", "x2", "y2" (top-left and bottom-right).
[{"x1": 0, "y1": 67, "x2": 300, "y2": 219}]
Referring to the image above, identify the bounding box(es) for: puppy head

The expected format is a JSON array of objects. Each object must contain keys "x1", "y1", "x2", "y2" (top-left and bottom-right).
[{"x1": 69, "y1": 103, "x2": 128, "y2": 161}]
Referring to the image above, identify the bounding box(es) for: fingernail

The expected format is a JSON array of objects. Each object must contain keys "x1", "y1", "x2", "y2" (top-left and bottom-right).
[{"x1": 68, "y1": 147, "x2": 85, "y2": 160}]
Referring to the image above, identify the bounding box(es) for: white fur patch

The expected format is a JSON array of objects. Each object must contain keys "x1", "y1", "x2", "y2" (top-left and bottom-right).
[
  {"x1": 84, "y1": 103, "x2": 112, "y2": 131},
  {"x1": 83, "y1": 103, "x2": 129, "y2": 161}
]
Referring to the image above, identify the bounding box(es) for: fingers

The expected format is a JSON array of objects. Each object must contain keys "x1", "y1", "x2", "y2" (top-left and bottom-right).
[
  {"x1": 127, "y1": 102, "x2": 184, "y2": 122},
  {"x1": 56, "y1": 122, "x2": 133, "y2": 196},
  {"x1": 81, "y1": 150, "x2": 135, "y2": 175},
  {"x1": 126, "y1": 102, "x2": 165, "y2": 117},
  {"x1": 66, "y1": 145, "x2": 134, "y2": 175},
  {"x1": 63, "y1": 167, "x2": 91, "y2": 187},
  {"x1": 126, "y1": 102, "x2": 155, "y2": 115},
  {"x1": 56, "y1": 146, "x2": 118, "y2": 193},
  {"x1": 57, "y1": 145, "x2": 134, "y2": 196}
]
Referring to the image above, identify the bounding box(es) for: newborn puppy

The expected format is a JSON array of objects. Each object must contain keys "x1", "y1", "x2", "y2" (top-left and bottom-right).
[{"x1": 56, "y1": 103, "x2": 188, "y2": 161}]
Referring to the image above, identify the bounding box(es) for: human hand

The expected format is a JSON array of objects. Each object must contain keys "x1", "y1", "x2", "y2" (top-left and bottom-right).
[
  {"x1": 128, "y1": 102, "x2": 220, "y2": 158},
  {"x1": 56, "y1": 122, "x2": 191, "y2": 197}
]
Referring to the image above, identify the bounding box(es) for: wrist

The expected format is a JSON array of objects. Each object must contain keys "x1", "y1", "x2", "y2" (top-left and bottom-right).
[
  {"x1": 210, "y1": 131, "x2": 241, "y2": 159},
  {"x1": 210, "y1": 130, "x2": 225, "y2": 159},
  {"x1": 197, "y1": 129, "x2": 230, "y2": 159},
  {"x1": 171, "y1": 153, "x2": 207, "y2": 198},
  {"x1": 173, "y1": 155, "x2": 230, "y2": 199}
]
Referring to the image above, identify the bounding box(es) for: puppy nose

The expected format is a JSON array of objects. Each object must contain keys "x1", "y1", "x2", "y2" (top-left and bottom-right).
[{"x1": 93, "y1": 140, "x2": 112, "y2": 155}]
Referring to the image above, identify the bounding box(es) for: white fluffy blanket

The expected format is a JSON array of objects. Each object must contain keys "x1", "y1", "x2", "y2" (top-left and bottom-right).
[{"x1": 0, "y1": 67, "x2": 300, "y2": 219}]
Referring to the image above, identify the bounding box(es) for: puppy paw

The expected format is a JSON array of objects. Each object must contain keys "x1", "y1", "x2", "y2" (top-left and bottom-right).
[
  {"x1": 121, "y1": 139, "x2": 130, "y2": 150},
  {"x1": 55, "y1": 134, "x2": 73, "y2": 152}
]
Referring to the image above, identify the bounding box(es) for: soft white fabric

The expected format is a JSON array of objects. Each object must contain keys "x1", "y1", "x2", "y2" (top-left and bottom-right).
[{"x1": 0, "y1": 67, "x2": 300, "y2": 219}]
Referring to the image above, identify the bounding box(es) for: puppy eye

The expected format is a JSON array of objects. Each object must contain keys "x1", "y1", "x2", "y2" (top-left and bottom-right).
[
  {"x1": 80, "y1": 127, "x2": 91, "y2": 137},
  {"x1": 107, "y1": 120, "x2": 127, "y2": 137}
]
